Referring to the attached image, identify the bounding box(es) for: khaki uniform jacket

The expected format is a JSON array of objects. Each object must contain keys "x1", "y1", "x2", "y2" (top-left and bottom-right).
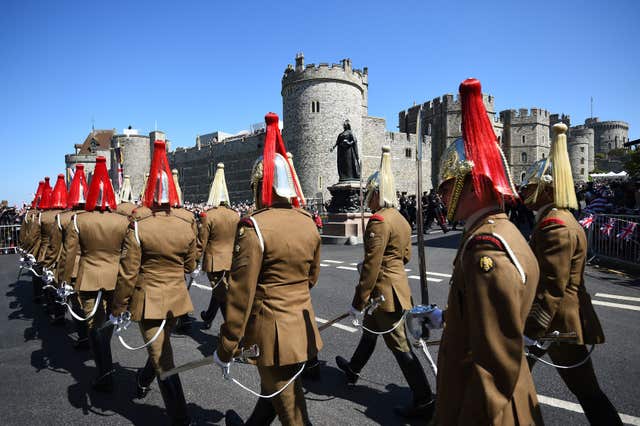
[
  {"x1": 217, "y1": 206, "x2": 323, "y2": 367},
  {"x1": 38, "y1": 209, "x2": 63, "y2": 265},
  {"x1": 436, "y1": 212, "x2": 542, "y2": 426},
  {"x1": 116, "y1": 202, "x2": 136, "y2": 217},
  {"x1": 197, "y1": 206, "x2": 239, "y2": 272},
  {"x1": 56, "y1": 210, "x2": 81, "y2": 283},
  {"x1": 112, "y1": 206, "x2": 197, "y2": 321},
  {"x1": 62, "y1": 211, "x2": 130, "y2": 292},
  {"x1": 25, "y1": 210, "x2": 42, "y2": 255},
  {"x1": 525, "y1": 207, "x2": 604, "y2": 345},
  {"x1": 352, "y1": 208, "x2": 413, "y2": 312},
  {"x1": 19, "y1": 212, "x2": 30, "y2": 249}
]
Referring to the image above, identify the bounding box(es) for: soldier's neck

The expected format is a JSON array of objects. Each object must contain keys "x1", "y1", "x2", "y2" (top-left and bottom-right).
[{"x1": 464, "y1": 204, "x2": 501, "y2": 232}]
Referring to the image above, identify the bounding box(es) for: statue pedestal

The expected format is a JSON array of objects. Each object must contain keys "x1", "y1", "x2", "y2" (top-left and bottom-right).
[{"x1": 322, "y1": 182, "x2": 370, "y2": 245}]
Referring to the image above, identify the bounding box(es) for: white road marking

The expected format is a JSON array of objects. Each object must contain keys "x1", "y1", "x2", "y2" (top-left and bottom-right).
[
  {"x1": 595, "y1": 292, "x2": 640, "y2": 303},
  {"x1": 336, "y1": 266, "x2": 358, "y2": 271},
  {"x1": 320, "y1": 263, "x2": 330, "y2": 267},
  {"x1": 537, "y1": 394, "x2": 640, "y2": 425},
  {"x1": 427, "y1": 271, "x2": 452, "y2": 278},
  {"x1": 409, "y1": 275, "x2": 443, "y2": 283},
  {"x1": 323, "y1": 260, "x2": 344, "y2": 264},
  {"x1": 349, "y1": 262, "x2": 358, "y2": 266},
  {"x1": 315, "y1": 317, "x2": 358, "y2": 333},
  {"x1": 191, "y1": 283, "x2": 212, "y2": 291},
  {"x1": 405, "y1": 268, "x2": 411, "y2": 272},
  {"x1": 592, "y1": 300, "x2": 640, "y2": 312}
]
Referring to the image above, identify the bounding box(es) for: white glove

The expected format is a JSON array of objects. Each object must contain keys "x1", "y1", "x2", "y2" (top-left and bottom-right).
[
  {"x1": 349, "y1": 305, "x2": 364, "y2": 326},
  {"x1": 523, "y1": 335, "x2": 537, "y2": 347},
  {"x1": 190, "y1": 264, "x2": 202, "y2": 279},
  {"x1": 213, "y1": 350, "x2": 231, "y2": 379},
  {"x1": 43, "y1": 269, "x2": 55, "y2": 284},
  {"x1": 424, "y1": 305, "x2": 444, "y2": 329}
]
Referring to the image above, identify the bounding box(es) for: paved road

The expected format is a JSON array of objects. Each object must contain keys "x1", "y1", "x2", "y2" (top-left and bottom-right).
[{"x1": 1, "y1": 230, "x2": 639, "y2": 425}]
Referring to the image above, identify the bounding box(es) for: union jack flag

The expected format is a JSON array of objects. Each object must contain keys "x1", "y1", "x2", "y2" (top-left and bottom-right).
[
  {"x1": 579, "y1": 215, "x2": 594, "y2": 229},
  {"x1": 600, "y1": 218, "x2": 616, "y2": 237},
  {"x1": 616, "y1": 222, "x2": 637, "y2": 241}
]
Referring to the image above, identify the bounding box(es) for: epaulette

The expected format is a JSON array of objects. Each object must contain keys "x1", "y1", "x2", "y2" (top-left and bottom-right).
[
  {"x1": 133, "y1": 207, "x2": 153, "y2": 222},
  {"x1": 539, "y1": 218, "x2": 565, "y2": 228},
  {"x1": 467, "y1": 234, "x2": 505, "y2": 251},
  {"x1": 370, "y1": 213, "x2": 384, "y2": 222}
]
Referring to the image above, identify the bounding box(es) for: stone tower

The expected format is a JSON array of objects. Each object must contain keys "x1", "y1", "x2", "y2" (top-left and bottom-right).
[
  {"x1": 585, "y1": 118, "x2": 629, "y2": 156},
  {"x1": 110, "y1": 128, "x2": 152, "y2": 200},
  {"x1": 566, "y1": 125, "x2": 593, "y2": 182},
  {"x1": 500, "y1": 108, "x2": 551, "y2": 184},
  {"x1": 281, "y1": 52, "x2": 369, "y2": 199}
]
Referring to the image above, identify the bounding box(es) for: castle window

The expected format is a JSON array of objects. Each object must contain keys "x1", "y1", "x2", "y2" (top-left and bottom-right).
[
  {"x1": 521, "y1": 152, "x2": 527, "y2": 163},
  {"x1": 405, "y1": 148, "x2": 412, "y2": 158},
  {"x1": 311, "y1": 101, "x2": 320, "y2": 113},
  {"x1": 542, "y1": 152, "x2": 546, "y2": 159},
  {"x1": 581, "y1": 158, "x2": 585, "y2": 164},
  {"x1": 608, "y1": 142, "x2": 612, "y2": 150},
  {"x1": 580, "y1": 147, "x2": 585, "y2": 153},
  {"x1": 615, "y1": 136, "x2": 618, "y2": 144},
  {"x1": 521, "y1": 172, "x2": 526, "y2": 183},
  {"x1": 498, "y1": 135, "x2": 501, "y2": 144},
  {"x1": 581, "y1": 168, "x2": 585, "y2": 175},
  {"x1": 427, "y1": 123, "x2": 432, "y2": 136},
  {"x1": 522, "y1": 135, "x2": 526, "y2": 144}
]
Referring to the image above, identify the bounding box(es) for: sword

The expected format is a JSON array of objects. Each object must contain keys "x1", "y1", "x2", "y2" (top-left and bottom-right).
[
  {"x1": 318, "y1": 295, "x2": 385, "y2": 332},
  {"x1": 538, "y1": 331, "x2": 579, "y2": 344},
  {"x1": 159, "y1": 344, "x2": 259, "y2": 380}
]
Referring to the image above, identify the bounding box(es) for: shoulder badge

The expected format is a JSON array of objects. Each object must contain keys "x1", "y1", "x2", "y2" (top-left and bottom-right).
[
  {"x1": 479, "y1": 256, "x2": 495, "y2": 272},
  {"x1": 238, "y1": 227, "x2": 245, "y2": 237},
  {"x1": 540, "y1": 218, "x2": 565, "y2": 228},
  {"x1": 370, "y1": 213, "x2": 384, "y2": 222}
]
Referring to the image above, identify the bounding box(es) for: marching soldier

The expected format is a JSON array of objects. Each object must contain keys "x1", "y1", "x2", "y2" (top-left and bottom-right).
[
  {"x1": 56, "y1": 164, "x2": 90, "y2": 349},
  {"x1": 31, "y1": 177, "x2": 51, "y2": 304},
  {"x1": 430, "y1": 78, "x2": 543, "y2": 425},
  {"x1": 112, "y1": 141, "x2": 197, "y2": 425},
  {"x1": 40, "y1": 174, "x2": 69, "y2": 325},
  {"x1": 522, "y1": 123, "x2": 622, "y2": 425},
  {"x1": 19, "y1": 181, "x2": 44, "y2": 256},
  {"x1": 198, "y1": 163, "x2": 239, "y2": 329},
  {"x1": 61, "y1": 157, "x2": 130, "y2": 391},
  {"x1": 335, "y1": 146, "x2": 435, "y2": 419},
  {"x1": 215, "y1": 113, "x2": 322, "y2": 426}
]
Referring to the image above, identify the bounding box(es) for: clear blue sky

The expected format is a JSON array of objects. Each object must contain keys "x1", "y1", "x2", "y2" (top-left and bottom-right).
[{"x1": 1, "y1": 0, "x2": 638, "y2": 204}]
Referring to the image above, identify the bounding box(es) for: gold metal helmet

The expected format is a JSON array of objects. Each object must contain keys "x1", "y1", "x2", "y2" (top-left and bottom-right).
[
  {"x1": 522, "y1": 123, "x2": 578, "y2": 209},
  {"x1": 172, "y1": 169, "x2": 183, "y2": 205},
  {"x1": 365, "y1": 146, "x2": 398, "y2": 209},
  {"x1": 119, "y1": 175, "x2": 133, "y2": 203},
  {"x1": 207, "y1": 163, "x2": 230, "y2": 207}
]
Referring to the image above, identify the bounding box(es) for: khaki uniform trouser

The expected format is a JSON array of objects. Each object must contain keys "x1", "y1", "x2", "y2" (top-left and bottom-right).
[
  {"x1": 207, "y1": 271, "x2": 228, "y2": 302},
  {"x1": 258, "y1": 364, "x2": 309, "y2": 426},
  {"x1": 79, "y1": 290, "x2": 113, "y2": 331},
  {"x1": 363, "y1": 309, "x2": 410, "y2": 353},
  {"x1": 140, "y1": 318, "x2": 178, "y2": 375}
]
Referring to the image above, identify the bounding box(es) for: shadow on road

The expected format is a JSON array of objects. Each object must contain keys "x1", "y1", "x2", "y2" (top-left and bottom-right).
[{"x1": 6, "y1": 273, "x2": 223, "y2": 425}]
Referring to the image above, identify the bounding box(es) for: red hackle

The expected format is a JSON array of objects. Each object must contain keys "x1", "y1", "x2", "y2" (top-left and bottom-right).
[
  {"x1": 39, "y1": 177, "x2": 53, "y2": 210},
  {"x1": 67, "y1": 164, "x2": 88, "y2": 208},
  {"x1": 143, "y1": 141, "x2": 180, "y2": 208},
  {"x1": 50, "y1": 174, "x2": 68, "y2": 209},
  {"x1": 85, "y1": 156, "x2": 117, "y2": 211},
  {"x1": 31, "y1": 181, "x2": 44, "y2": 209}
]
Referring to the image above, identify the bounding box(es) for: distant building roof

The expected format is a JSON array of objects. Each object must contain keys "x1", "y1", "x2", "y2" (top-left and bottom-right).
[{"x1": 77, "y1": 129, "x2": 114, "y2": 154}]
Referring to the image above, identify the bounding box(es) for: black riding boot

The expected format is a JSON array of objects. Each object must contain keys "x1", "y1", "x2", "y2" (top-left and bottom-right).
[
  {"x1": 88, "y1": 328, "x2": 114, "y2": 392},
  {"x1": 200, "y1": 295, "x2": 220, "y2": 330},
  {"x1": 335, "y1": 332, "x2": 377, "y2": 385},
  {"x1": 32, "y1": 274, "x2": 43, "y2": 303},
  {"x1": 49, "y1": 300, "x2": 66, "y2": 326},
  {"x1": 157, "y1": 375, "x2": 191, "y2": 426},
  {"x1": 136, "y1": 357, "x2": 156, "y2": 399},
  {"x1": 225, "y1": 398, "x2": 277, "y2": 426},
  {"x1": 392, "y1": 350, "x2": 435, "y2": 419},
  {"x1": 72, "y1": 296, "x2": 89, "y2": 350},
  {"x1": 302, "y1": 355, "x2": 321, "y2": 381},
  {"x1": 578, "y1": 391, "x2": 623, "y2": 426}
]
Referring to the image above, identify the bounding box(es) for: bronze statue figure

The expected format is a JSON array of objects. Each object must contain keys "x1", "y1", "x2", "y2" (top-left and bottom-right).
[{"x1": 330, "y1": 120, "x2": 361, "y2": 182}]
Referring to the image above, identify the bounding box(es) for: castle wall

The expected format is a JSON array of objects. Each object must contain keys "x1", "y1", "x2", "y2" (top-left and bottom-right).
[
  {"x1": 110, "y1": 134, "x2": 151, "y2": 200},
  {"x1": 567, "y1": 125, "x2": 592, "y2": 182},
  {"x1": 586, "y1": 118, "x2": 629, "y2": 155}
]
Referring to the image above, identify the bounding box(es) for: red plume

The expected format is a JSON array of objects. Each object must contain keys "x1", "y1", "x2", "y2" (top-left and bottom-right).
[
  {"x1": 39, "y1": 177, "x2": 53, "y2": 210},
  {"x1": 31, "y1": 181, "x2": 44, "y2": 209},
  {"x1": 67, "y1": 164, "x2": 88, "y2": 208},
  {"x1": 143, "y1": 141, "x2": 180, "y2": 208},
  {"x1": 85, "y1": 156, "x2": 117, "y2": 211},
  {"x1": 459, "y1": 78, "x2": 516, "y2": 203},
  {"x1": 261, "y1": 112, "x2": 303, "y2": 207},
  {"x1": 50, "y1": 174, "x2": 68, "y2": 209}
]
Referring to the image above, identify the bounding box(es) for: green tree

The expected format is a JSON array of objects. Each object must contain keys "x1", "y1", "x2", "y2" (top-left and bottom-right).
[{"x1": 624, "y1": 150, "x2": 640, "y2": 178}]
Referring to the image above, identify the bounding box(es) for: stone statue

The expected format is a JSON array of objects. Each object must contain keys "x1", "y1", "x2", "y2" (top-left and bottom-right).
[{"x1": 330, "y1": 120, "x2": 361, "y2": 182}]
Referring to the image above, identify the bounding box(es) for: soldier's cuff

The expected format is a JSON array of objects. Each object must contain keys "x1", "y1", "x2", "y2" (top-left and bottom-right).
[{"x1": 218, "y1": 340, "x2": 236, "y2": 364}]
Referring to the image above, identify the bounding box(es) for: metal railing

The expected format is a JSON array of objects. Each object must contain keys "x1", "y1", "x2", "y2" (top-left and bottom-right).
[
  {"x1": 585, "y1": 213, "x2": 640, "y2": 268},
  {"x1": 0, "y1": 224, "x2": 20, "y2": 255}
]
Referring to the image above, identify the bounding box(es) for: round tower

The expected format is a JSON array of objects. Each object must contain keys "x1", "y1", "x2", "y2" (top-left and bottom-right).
[
  {"x1": 281, "y1": 53, "x2": 368, "y2": 199},
  {"x1": 110, "y1": 129, "x2": 151, "y2": 200},
  {"x1": 586, "y1": 118, "x2": 629, "y2": 156},
  {"x1": 567, "y1": 125, "x2": 593, "y2": 182}
]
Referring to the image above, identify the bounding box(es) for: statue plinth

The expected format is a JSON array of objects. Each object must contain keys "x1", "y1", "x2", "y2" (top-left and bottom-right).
[{"x1": 321, "y1": 182, "x2": 371, "y2": 245}]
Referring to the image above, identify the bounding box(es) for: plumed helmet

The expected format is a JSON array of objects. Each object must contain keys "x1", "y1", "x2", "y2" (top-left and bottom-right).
[
  {"x1": 251, "y1": 112, "x2": 305, "y2": 207},
  {"x1": 207, "y1": 163, "x2": 230, "y2": 207},
  {"x1": 438, "y1": 78, "x2": 517, "y2": 220},
  {"x1": 522, "y1": 123, "x2": 577, "y2": 209},
  {"x1": 365, "y1": 146, "x2": 398, "y2": 209},
  {"x1": 39, "y1": 177, "x2": 53, "y2": 210},
  {"x1": 31, "y1": 181, "x2": 45, "y2": 209},
  {"x1": 67, "y1": 164, "x2": 89, "y2": 209},
  {"x1": 119, "y1": 175, "x2": 133, "y2": 203},
  {"x1": 142, "y1": 141, "x2": 180, "y2": 208},
  {"x1": 50, "y1": 174, "x2": 68, "y2": 209},
  {"x1": 85, "y1": 156, "x2": 117, "y2": 211}
]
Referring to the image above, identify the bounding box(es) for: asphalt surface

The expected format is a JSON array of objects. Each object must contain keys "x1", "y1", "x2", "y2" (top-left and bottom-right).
[{"x1": 1, "y1": 229, "x2": 639, "y2": 425}]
